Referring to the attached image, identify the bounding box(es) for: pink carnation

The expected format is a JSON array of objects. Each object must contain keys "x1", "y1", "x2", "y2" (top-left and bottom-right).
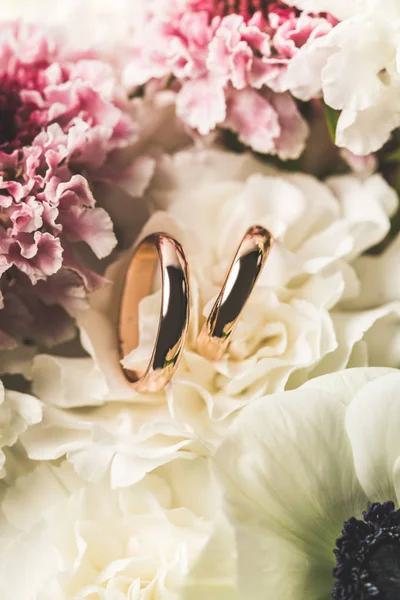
[
  {"x1": 125, "y1": 0, "x2": 336, "y2": 156},
  {"x1": 0, "y1": 22, "x2": 135, "y2": 348}
]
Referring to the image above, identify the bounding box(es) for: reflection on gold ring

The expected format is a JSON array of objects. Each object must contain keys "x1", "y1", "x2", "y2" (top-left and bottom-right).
[
  {"x1": 196, "y1": 225, "x2": 274, "y2": 362},
  {"x1": 118, "y1": 233, "x2": 190, "y2": 393}
]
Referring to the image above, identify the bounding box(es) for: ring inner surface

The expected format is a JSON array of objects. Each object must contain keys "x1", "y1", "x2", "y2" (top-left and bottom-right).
[
  {"x1": 118, "y1": 240, "x2": 160, "y2": 382},
  {"x1": 152, "y1": 243, "x2": 189, "y2": 371}
]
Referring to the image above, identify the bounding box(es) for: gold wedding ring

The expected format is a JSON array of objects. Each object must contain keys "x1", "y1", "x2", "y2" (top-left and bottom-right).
[
  {"x1": 118, "y1": 233, "x2": 190, "y2": 393},
  {"x1": 197, "y1": 225, "x2": 274, "y2": 361}
]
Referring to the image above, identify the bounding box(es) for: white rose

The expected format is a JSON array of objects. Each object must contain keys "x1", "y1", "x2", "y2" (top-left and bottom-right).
[
  {"x1": 0, "y1": 457, "x2": 230, "y2": 600},
  {"x1": 22, "y1": 149, "x2": 400, "y2": 486},
  {"x1": 213, "y1": 367, "x2": 400, "y2": 600}
]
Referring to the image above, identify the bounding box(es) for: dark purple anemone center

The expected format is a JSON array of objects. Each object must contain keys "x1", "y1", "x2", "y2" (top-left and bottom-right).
[
  {"x1": 0, "y1": 62, "x2": 49, "y2": 152},
  {"x1": 332, "y1": 502, "x2": 400, "y2": 600}
]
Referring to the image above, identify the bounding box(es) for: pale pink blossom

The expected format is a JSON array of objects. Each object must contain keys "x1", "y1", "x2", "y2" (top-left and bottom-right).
[
  {"x1": 272, "y1": 12, "x2": 333, "y2": 58},
  {"x1": 0, "y1": 22, "x2": 135, "y2": 347},
  {"x1": 125, "y1": 0, "x2": 336, "y2": 156}
]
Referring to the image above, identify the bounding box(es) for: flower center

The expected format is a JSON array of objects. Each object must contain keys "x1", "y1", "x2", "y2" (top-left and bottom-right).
[
  {"x1": 212, "y1": 0, "x2": 272, "y2": 18},
  {"x1": 332, "y1": 502, "x2": 400, "y2": 599},
  {"x1": 0, "y1": 63, "x2": 48, "y2": 152}
]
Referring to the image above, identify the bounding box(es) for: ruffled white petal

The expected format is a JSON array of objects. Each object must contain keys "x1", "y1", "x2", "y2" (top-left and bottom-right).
[
  {"x1": 347, "y1": 234, "x2": 400, "y2": 309},
  {"x1": 0, "y1": 382, "x2": 42, "y2": 478},
  {"x1": 0, "y1": 459, "x2": 216, "y2": 600}
]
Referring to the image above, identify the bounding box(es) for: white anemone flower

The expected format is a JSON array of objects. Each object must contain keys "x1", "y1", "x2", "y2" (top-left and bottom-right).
[{"x1": 213, "y1": 367, "x2": 400, "y2": 600}]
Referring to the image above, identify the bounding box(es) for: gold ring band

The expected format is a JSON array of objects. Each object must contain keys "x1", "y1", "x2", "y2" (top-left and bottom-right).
[
  {"x1": 196, "y1": 225, "x2": 274, "y2": 362},
  {"x1": 118, "y1": 233, "x2": 190, "y2": 393}
]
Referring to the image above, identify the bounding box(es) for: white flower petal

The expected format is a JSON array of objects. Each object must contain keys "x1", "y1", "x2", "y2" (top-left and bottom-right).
[
  {"x1": 363, "y1": 312, "x2": 400, "y2": 368},
  {"x1": 214, "y1": 385, "x2": 368, "y2": 563},
  {"x1": 346, "y1": 371, "x2": 400, "y2": 502},
  {"x1": 335, "y1": 102, "x2": 400, "y2": 155},
  {"x1": 28, "y1": 148, "x2": 399, "y2": 486},
  {"x1": 322, "y1": 21, "x2": 387, "y2": 112},
  {"x1": 234, "y1": 530, "x2": 327, "y2": 600},
  {"x1": 347, "y1": 234, "x2": 400, "y2": 309},
  {"x1": 0, "y1": 381, "x2": 42, "y2": 479},
  {"x1": 213, "y1": 369, "x2": 400, "y2": 599},
  {"x1": 303, "y1": 367, "x2": 394, "y2": 406},
  {"x1": 0, "y1": 459, "x2": 217, "y2": 600},
  {"x1": 181, "y1": 518, "x2": 237, "y2": 600},
  {"x1": 32, "y1": 355, "x2": 108, "y2": 408},
  {"x1": 311, "y1": 303, "x2": 400, "y2": 376}
]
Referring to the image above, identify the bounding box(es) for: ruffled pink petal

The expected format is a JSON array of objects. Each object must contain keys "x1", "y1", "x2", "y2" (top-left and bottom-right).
[
  {"x1": 0, "y1": 193, "x2": 13, "y2": 209},
  {"x1": 224, "y1": 86, "x2": 281, "y2": 153},
  {"x1": 9, "y1": 197, "x2": 44, "y2": 234},
  {"x1": 53, "y1": 174, "x2": 96, "y2": 209},
  {"x1": 67, "y1": 121, "x2": 113, "y2": 170},
  {"x1": 0, "y1": 245, "x2": 12, "y2": 277},
  {"x1": 9, "y1": 232, "x2": 63, "y2": 283},
  {"x1": 0, "y1": 21, "x2": 135, "y2": 347},
  {"x1": 41, "y1": 201, "x2": 62, "y2": 234},
  {"x1": 231, "y1": 43, "x2": 254, "y2": 89},
  {"x1": 59, "y1": 206, "x2": 116, "y2": 259},
  {"x1": 125, "y1": 0, "x2": 336, "y2": 159},
  {"x1": 274, "y1": 14, "x2": 333, "y2": 59},
  {"x1": 0, "y1": 288, "x2": 75, "y2": 347},
  {"x1": 207, "y1": 31, "x2": 236, "y2": 81},
  {"x1": 268, "y1": 91, "x2": 309, "y2": 159},
  {"x1": 248, "y1": 57, "x2": 287, "y2": 91},
  {"x1": 34, "y1": 268, "x2": 89, "y2": 313},
  {"x1": 177, "y1": 77, "x2": 227, "y2": 135},
  {"x1": 62, "y1": 246, "x2": 107, "y2": 293},
  {"x1": 69, "y1": 59, "x2": 116, "y2": 95}
]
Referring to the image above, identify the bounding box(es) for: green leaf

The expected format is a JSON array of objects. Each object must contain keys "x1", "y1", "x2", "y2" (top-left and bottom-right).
[{"x1": 323, "y1": 102, "x2": 340, "y2": 142}]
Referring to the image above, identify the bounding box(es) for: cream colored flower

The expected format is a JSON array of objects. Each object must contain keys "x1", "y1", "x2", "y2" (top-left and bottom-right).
[
  {"x1": 21, "y1": 353, "x2": 204, "y2": 488},
  {"x1": 0, "y1": 380, "x2": 41, "y2": 479},
  {"x1": 213, "y1": 367, "x2": 400, "y2": 600},
  {"x1": 0, "y1": 457, "x2": 226, "y2": 600},
  {"x1": 22, "y1": 148, "x2": 400, "y2": 486},
  {"x1": 285, "y1": 0, "x2": 400, "y2": 154}
]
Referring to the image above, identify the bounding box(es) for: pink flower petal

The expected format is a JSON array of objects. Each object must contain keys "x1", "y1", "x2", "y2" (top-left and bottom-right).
[
  {"x1": 268, "y1": 91, "x2": 309, "y2": 160},
  {"x1": 224, "y1": 86, "x2": 281, "y2": 153},
  {"x1": 0, "y1": 21, "x2": 136, "y2": 346},
  {"x1": 177, "y1": 77, "x2": 227, "y2": 135},
  {"x1": 9, "y1": 232, "x2": 63, "y2": 283},
  {"x1": 59, "y1": 206, "x2": 117, "y2": 259},
  {"x1": 9, "y1": 197, "x2": 44, "y2": 234}
]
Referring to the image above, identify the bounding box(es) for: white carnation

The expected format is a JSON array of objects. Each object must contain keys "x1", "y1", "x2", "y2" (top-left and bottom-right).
[
  {"x1": 285, "y1": 0, "x2": 400, "y2": 154},
  {"x1": 0, "y1": 457, "x2": 228, "y2": 600},
  {"x1": 22, "y1": 149, "x2": 400, "y2": 486}
]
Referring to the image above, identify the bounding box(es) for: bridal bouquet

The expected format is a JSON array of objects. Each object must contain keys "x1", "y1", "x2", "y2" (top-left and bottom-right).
[{"x1": 1, "y1": 1, "x2": 400, "y2": 599}]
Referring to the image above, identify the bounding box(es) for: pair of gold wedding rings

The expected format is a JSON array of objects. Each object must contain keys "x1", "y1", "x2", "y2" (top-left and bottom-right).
[{"x1": 118, "y1": 226, "x2": 274, "y2": 393}]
